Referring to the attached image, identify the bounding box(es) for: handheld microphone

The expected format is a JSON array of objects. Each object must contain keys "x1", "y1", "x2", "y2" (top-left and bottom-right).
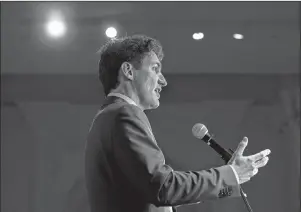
[
  {"x1": 192, "y1": 123, "x2": 234, "y2": 163},
  {"x1": 192, "y1": 123, "x2": 253, "y2": 211}
]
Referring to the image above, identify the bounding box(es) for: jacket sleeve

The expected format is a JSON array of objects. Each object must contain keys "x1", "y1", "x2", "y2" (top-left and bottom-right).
[{"x1": 113, "y1": 104, "x2": 240, "y2": 207}]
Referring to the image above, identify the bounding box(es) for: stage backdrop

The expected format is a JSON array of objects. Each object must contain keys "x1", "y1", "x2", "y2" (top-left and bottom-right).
[{"x1": 1, "y1": 73, "x2": 300, "y2": 212}]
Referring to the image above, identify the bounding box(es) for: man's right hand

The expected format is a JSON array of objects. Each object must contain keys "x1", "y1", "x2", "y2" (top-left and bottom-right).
[{"x1": 228, "y1": 137, "x2": 271, "y2": 184}]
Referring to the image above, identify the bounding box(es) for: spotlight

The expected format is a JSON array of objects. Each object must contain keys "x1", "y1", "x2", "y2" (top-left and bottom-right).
[
  {"x1": 46, "y1": 20, "x2": 66, "y2": 38},
  {"x1": 233, "y1": 34, "x2": 244, "y2": 39},
  {"x1": 106, "y1": 27, "x2": 117, "y2": 38},
  {"x1": 192, "y1": 32, "x2": 204, "y2": 40}
]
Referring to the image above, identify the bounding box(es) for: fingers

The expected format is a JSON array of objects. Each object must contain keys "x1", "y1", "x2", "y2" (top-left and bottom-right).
[
  {"x1": 240, "y1": 157, "x2": 268, "y2": 185},
  {"x1": 239, "y1": 168, "x2": 258, "y2": 184},
  {"x1": 249, "y1": 149, "x2": 271, "y2": 161},
  {"x1": 234, "y1": 137, "x2": 248, "y2": 156},
  {"x1": 253, "y1": 156, "x2": 269, "y2": 168}
]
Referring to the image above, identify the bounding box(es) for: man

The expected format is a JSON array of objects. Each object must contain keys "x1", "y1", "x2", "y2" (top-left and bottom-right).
[{"x1": 84, "y1": 35, "x2": 271, "y2": 212}]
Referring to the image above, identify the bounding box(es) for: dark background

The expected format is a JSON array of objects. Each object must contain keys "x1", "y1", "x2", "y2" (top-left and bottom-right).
[{"x1": 1, "y1": 2, "x2": 300, "y2": 212}]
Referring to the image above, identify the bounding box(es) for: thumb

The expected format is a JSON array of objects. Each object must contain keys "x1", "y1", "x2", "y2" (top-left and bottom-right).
[{"x1": 234, "y1": 137, "x2": 248, "y2": 156}]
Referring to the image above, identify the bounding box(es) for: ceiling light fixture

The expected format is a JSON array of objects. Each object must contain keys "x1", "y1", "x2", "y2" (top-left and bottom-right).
[
  {"x1": 106, "y1": 27, "x2": 117, "y2": 38},
  {"x1": 192, "y1": 32, "x2": 204, "y2": 40},
  {"x1": 233, "y1": 33, "x2": 244, "y2": 39}
]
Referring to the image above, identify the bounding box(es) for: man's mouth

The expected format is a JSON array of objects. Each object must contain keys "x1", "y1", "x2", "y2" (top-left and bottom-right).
[{"x1": 154, "y1": 87, "x2": 161, "y2": 97}]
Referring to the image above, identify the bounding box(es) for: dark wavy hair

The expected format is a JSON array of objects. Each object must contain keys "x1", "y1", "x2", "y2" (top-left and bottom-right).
[{"x1": 98, "y1": 34, "x2": 164, "y2": 96}]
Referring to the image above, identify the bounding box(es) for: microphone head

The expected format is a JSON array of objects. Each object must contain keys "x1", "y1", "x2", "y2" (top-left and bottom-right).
[{"x1": 192, "y1": 123, "x2": 208, "y2": 139}]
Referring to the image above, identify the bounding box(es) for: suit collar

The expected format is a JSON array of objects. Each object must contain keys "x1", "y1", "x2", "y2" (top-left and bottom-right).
[
  {"x1": 100, "y1": 95, "x2": 127, "y2": 110},
  {"x1": 104, "y1": 95, "x2": 126, "y2": 105},
  {"x1": 108, "y1": 93, "x2": 138, "y2": 106}
]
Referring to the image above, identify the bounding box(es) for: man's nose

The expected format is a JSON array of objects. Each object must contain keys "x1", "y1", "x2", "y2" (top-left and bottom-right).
[{"x1": 158, "y1": 74, "x2": 167, "y2": 87}]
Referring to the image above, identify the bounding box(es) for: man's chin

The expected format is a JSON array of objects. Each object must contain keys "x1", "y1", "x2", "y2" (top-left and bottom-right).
[
  {"x1": 152, "y1": 101, "x2": 160, "y2": 109},
  {"x1": 154, "y1": 98, "x2": 160, "y2": 107},
  {"x1": 146, "y1": 98, "x2": 160, "y2": 110}
]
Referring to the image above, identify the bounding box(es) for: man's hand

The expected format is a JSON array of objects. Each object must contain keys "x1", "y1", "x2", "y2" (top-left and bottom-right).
[{"x1": 228, "y1": 137, "x2": 271, "y2": 184}]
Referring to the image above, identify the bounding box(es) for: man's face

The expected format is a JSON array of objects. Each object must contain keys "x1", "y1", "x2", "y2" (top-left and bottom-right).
[{"x1": 133, "y1": 51, "x2": 167, "y2": 110}]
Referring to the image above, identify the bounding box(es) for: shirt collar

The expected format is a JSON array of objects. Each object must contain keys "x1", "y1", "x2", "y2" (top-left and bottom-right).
[{"x1": 108, "y1": 92, "x2": 138, "y2": 107}]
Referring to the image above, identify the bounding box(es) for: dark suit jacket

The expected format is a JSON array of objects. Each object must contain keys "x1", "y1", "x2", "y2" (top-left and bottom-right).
[{"x1": 84, "y1": 96, "x2": 240, "y2": 212}]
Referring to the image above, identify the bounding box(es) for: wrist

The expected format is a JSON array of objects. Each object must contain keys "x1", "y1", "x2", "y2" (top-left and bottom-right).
[{"x1": 229, "y1": 165, "x2": 240, "y2": 184}]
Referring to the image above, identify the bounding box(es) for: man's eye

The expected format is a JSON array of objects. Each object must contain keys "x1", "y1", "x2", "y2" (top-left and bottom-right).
[{"x1": 153, "y1": 66, "x2": 159, "y2": 72}]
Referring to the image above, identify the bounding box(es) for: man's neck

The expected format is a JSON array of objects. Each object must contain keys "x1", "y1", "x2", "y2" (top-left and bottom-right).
[{"x1": 110, "y1": 86, "x2": 143, "y2": 110}]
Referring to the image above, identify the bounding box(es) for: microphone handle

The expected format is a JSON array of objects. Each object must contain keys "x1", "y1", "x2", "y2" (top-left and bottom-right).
[{"x1": 202, "y1": 134, "x2": 233, "y2": 162}]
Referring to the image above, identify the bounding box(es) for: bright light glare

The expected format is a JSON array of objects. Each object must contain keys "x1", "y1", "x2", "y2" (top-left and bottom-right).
[
  {"x1": 46, "y1": 20, "x2": 66, "y2": 38},
  {"x1": 106, "y1": 27, "x2": 117, "y2": 38},
  {"x1": 192, "y1": 32, "x2": 204, "y2": 40},
  {"x1": 233, "y1": 34, "x2": 244, "y2": 39}
]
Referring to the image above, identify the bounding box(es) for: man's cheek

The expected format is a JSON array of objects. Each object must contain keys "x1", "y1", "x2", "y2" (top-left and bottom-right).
[{"x1": 144, "y1": 78, "x2": 154, "y2": 91}]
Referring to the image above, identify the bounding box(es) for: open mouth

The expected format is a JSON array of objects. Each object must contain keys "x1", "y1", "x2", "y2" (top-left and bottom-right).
[{"x1": 154, "y1": 88, "x2": 161, "y2": 97}]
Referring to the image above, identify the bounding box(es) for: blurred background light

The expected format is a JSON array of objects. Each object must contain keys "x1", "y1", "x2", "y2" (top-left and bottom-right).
[
  {"x1": 105, "y1": 27, "x2": 117, "y2": 38},
  {"x1": 192, "y1": 32, "x2": 204, "y2": 40},
  {"x1": 233, "y1": 33, "x2": 244, "y2": 39},
  {"x1": 46, "y1": 20, "x2": 66, "y2": 38}
]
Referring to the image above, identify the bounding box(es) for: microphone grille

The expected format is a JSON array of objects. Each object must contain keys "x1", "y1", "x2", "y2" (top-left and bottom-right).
[{"x1": 192, "y1": 123, "x2": 208, "y2": 139}]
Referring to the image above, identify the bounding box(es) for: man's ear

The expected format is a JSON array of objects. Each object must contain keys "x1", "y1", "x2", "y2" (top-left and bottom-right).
[{"x1": 120, "y1": 62, "x2": 134, "y2": 81}]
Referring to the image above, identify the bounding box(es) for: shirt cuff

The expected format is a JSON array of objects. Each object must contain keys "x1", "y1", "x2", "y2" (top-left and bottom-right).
[{"x1": 229, "y1": 165, "x2": 240, "y2": 184}]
